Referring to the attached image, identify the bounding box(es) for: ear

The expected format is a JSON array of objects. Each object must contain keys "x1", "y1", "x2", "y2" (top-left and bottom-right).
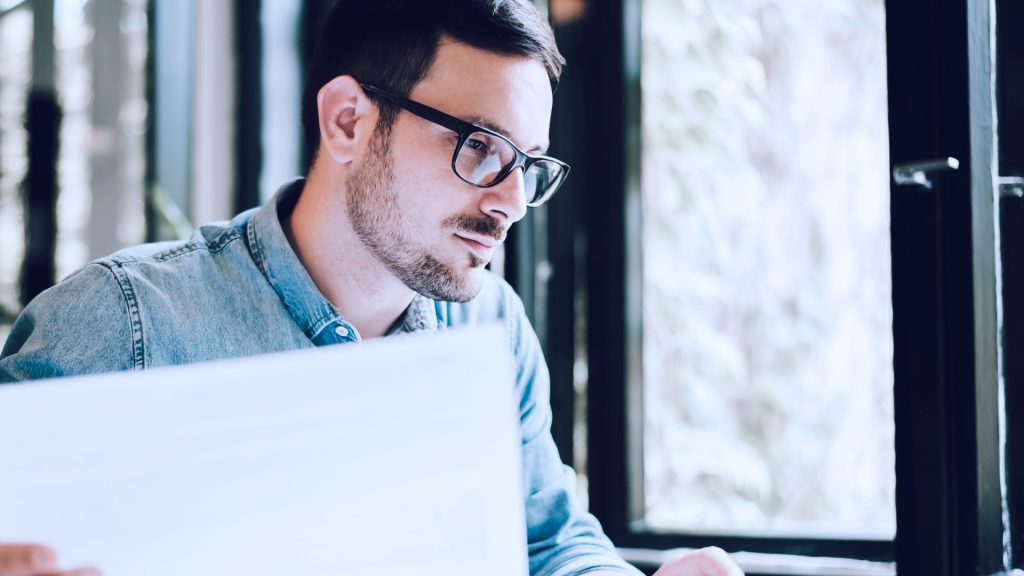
[{"x1": 316, "y1": 75, "x2": 377, "y2": 165}]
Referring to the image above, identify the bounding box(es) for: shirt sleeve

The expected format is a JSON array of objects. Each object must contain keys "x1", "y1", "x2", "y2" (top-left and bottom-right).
[
  {"x1": 506, "y1": 288, "x2": 643, "y2": 576},
  {"x1": 0, "y1": 262, "x2": 137, "y2": 383}
]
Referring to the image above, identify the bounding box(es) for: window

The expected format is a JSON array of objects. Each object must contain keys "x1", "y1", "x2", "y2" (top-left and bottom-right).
[
  {"x1": 638, "y1": 0, "x2": 894, "y2": 540},
  {"x1": 545, "y1": 0, "x2": 1017, "y2": 572}
]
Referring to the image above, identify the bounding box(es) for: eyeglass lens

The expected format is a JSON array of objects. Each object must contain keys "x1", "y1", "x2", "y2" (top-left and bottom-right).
[{"x1": 455, "y1": 131, "x2": 564, "y2": 204}]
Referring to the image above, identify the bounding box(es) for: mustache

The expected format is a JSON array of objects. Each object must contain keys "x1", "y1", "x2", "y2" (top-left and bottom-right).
[{"x1": 444, "y1": 214, "x2": 506, "y2": 243}]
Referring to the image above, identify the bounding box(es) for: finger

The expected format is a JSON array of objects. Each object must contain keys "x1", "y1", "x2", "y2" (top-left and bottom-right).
[
  {"x1": 0, "y1": 544, "x2": 59, "y2": 574},
  {"x1": 0, "y1": 570, "x2": 102, "y2": 576},
  {"x1": 28, "y1": 568, "x2": 102, "y2": 576},
  {"x1": 697, "y1": 547, "x2": 744, "y2": 576},
  {"x1": 0, "y1": 569, "x2": 101, "y2": 576},
  {"x1": 653, "y1": 547, "x2": 744, "y2": 576}
]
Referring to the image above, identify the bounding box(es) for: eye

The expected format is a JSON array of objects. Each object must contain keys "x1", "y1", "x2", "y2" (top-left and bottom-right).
[{"x1": 465, "y1": 137, "x2": 489, "y2": 153}]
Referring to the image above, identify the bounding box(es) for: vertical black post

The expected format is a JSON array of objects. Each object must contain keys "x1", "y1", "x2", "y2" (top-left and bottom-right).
[
  {"x1": 997, "y1": 0, "x2": 1024, "y2": 566},
  {"x1": 234, "y1": 0, "x2": 263, "y2": 213},
  {"x1": 544, "y1": 131, "x2": 576, "y2": 465},
  {"x1": 1001, "y1": 195, "x2": 1024, "y2": 571},
  {"x1": 300, "y1": 0, "x2": 332, "y2": 170},
  {"x1": 886, "y1": 0, "x2": 1003, "y2": 572},
  {"x1": 21, "y1": 93, "x2": 60, "y2": 305},
  {"x1": 144, "y1": 0, "x2": 157, "y2": 242},
  {"x1": 20, "y1": 0, "x2": 59, "y2": 305},
  {"x1": 583, "y1": 0, "x2": 633, "y2": 543}
]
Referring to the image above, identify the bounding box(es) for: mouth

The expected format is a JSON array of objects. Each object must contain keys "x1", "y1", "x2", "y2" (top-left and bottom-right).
[
  {"x1": 454, "y1": 233, "x2": 499, "y2": 260},
  {"x1": 456, "y1": 233, "x2": 496, "y2": 248}
]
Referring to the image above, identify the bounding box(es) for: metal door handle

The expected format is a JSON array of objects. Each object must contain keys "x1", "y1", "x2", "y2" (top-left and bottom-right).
[
  {"x1": 998, "y1": 176, "x2": 1024, "y2": 199},
  {"x1": 893, "y1": 157, "x2": 960, "y2": 189}
]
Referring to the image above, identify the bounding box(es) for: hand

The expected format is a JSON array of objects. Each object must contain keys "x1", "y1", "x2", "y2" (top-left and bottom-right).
[
  {"x1": 653, "y1": 547, "x2": 744, "y2": 576},
  {"x1": 0, "y1": 543, "x2": 100, "y2": 576}
]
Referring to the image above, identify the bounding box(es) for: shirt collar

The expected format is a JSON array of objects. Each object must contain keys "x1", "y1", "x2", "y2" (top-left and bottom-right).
[
  {"x1": 387, "y1": 294, "x2": 439, "y2": 336},
  {"x1": 247, "y1": 178, "x2": 439, "y2": 343}
]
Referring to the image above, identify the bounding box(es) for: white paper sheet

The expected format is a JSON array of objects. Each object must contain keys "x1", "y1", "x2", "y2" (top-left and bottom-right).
[{"x1": 0, "y1": 325, "x2": 527, "y2": 576}]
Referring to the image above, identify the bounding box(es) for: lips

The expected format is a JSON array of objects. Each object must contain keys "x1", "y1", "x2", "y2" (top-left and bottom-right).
[
  {"x1": 454, "y1": 234, "x2": 501, "y2": 265},
  {"x1": 455, "y1": 234, "x2": 498, "y2": 250}
]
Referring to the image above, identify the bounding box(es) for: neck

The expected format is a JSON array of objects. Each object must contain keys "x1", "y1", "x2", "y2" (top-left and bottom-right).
[{"x1": 284, "y1": 169, "x2": 415, "y2": 339}]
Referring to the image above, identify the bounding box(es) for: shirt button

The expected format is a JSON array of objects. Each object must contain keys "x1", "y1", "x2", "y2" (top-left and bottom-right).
[{"x1": 335, "y1": 325, "x2": 350, "y2": 338}]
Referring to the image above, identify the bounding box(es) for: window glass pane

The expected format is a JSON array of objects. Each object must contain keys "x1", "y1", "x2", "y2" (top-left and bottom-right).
[{"x1": 640, "y1": 0, "x2": 895, "y2": 538}]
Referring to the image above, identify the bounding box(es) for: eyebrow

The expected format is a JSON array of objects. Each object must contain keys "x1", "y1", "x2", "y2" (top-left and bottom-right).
[{"x1": 465, "y1": 116, "x2": 549, "y2": 155}]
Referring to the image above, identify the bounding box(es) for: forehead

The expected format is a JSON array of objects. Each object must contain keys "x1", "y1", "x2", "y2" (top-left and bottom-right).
[{"x1": 408, "y1": 38, "x2": 554, "y2": 150}]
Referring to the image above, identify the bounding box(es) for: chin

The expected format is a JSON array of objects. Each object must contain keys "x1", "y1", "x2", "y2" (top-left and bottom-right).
[
  {"x1": 441, "y1": 268, "x2": 485, "y2": 303},
  {"x1": 462, "y1": 268, "x2": 487, "y2": 296},
  {"x1": 399, "y1": 254, "x2": 486, "y2": 303}
]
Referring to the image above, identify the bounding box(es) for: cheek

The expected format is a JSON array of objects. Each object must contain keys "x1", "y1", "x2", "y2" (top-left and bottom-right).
[
  {"x1": 386, "y1": 174, "x2": 448, "y2": 238},
  {"x1": 385, "y1": 124, "x2": 479, "y2": 227},
  {"x1": 392, "y1": 163, "x2": 474, "y2": 230},
  {"x1": 391, "y1": 126, "x2": 468, "y2": 194}
]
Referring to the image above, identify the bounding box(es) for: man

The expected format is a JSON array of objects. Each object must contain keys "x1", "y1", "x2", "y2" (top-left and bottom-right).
[{"x1": 0, "y1": 1, "x2": 742, "y2": 575}]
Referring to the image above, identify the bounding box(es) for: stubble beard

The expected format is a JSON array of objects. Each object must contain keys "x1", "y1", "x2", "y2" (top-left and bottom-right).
[{"x1": 347, "y1": 127, "x2": 487, "y2": 303}]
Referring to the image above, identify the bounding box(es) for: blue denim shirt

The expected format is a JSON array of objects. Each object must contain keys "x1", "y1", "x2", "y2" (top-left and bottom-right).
[{"x1": 0, "y1": 179, "x2": 641, "y2": 576}]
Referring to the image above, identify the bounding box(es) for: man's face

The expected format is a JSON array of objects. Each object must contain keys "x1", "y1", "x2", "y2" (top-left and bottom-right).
[{"x1": 346, "y1": 39, "x2": 554, "y2": 302}]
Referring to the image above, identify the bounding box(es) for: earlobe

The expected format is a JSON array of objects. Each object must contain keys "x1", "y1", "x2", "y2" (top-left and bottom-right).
[{"x1": 317, "y1": 75, "x2": 375, "y2": 165}]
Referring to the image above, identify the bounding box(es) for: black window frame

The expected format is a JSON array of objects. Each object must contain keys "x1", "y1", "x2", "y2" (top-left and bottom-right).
[
  {"x1": 554, "y1": 0, "x2": 1015, "y2": 573},
  {"x1": 996, "y1": 0, "x2": 1024, "y2": 567}
]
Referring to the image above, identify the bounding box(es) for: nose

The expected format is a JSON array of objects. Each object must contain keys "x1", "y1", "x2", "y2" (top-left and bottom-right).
[{"x1": 479, "y1": 167, "x2": 528, "y2": 224}]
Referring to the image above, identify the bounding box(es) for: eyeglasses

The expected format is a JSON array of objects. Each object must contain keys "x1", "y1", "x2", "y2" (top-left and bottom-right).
[{"x1": 360, "y1": 84, "x2": 570, "y2": 208}]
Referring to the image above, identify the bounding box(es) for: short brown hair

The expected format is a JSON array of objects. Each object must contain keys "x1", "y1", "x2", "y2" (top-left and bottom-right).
[{"x1": 301, "y1": 0, "x2": 565, "y2": 168}]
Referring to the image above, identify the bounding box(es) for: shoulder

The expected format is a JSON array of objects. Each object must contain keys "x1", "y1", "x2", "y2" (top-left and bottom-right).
[
  {"x1": 0, "y1": 214, "x2": 258, "y2": 381},
  {"x1": 92, "y1": 215, "x2": 256, "y2": 305},
  {"x1": 0, "y1": 262, "x2": 137, "y2": 380},
  {"x1": 100, "y1": 217, "x2": 248, "y2": 275}
]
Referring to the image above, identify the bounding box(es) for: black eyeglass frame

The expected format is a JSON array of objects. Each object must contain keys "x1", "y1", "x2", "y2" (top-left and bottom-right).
[{"x1": 360, "y1": 83, "x2": 570, "y2": 207}]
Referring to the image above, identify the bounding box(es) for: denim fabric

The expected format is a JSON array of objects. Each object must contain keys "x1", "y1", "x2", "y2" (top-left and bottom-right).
[{"x1": 0, "y1": 179, "x2": 641, "y2": 576}]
